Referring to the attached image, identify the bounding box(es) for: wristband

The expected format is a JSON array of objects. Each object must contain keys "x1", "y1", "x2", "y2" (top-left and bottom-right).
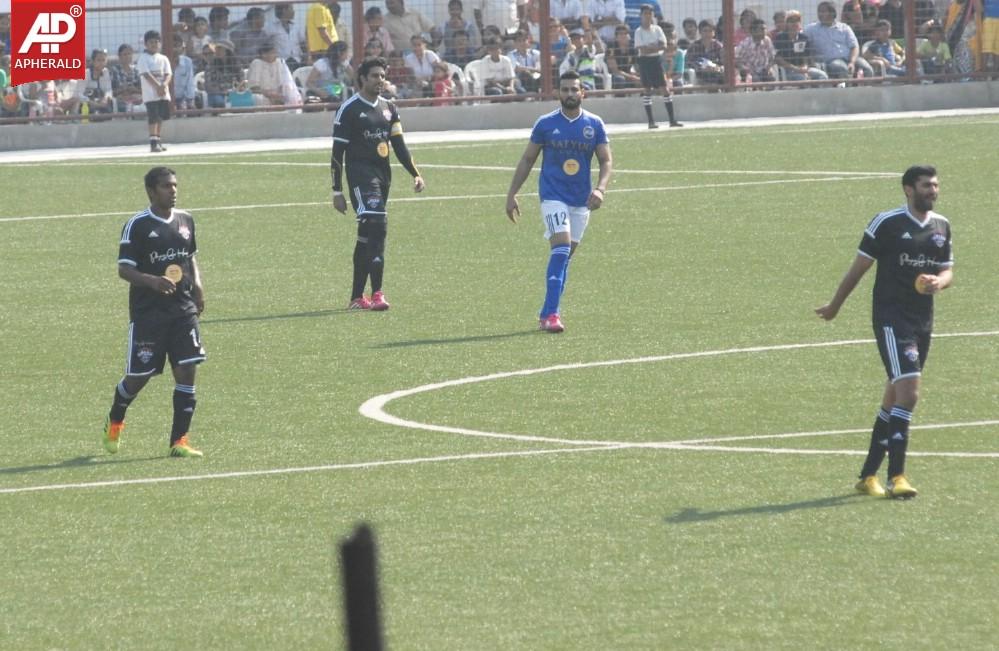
[{"x1": 333, "y1": 191, "x2": 343, "y2": 197}]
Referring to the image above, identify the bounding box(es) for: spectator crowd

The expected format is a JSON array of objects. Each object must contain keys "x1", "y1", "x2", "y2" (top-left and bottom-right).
[{"x1": 2, "y1": 0, "x2": 997, "y2": 121}]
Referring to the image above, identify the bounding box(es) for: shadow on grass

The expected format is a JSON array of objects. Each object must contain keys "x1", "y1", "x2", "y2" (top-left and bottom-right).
[
  {"x1": 201, "y1": 308, "x2": 350, "y2": 325},
  {"x1": 374, "y1": 330, "x2": 538, "y2": 348},
  {"x1": 0, "y1": 455, "x2": 164, "y2": 476},
  {"x1": 665, "y1": 493, "x2": 863, "y2": 524}
]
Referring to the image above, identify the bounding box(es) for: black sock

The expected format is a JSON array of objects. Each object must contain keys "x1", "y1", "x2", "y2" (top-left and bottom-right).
[
  {"x1": 664, "y1": 97, "x2": 677, "y2": 123},
  {"x1": 171, "y1": 384, "x2": 197, "y2": 444},
  {"x1": 351, "y1": 239, "x2": 368, "y2": 299},
  {"x1": 109, "y1": 380, "x2": 136, "y2": 422},
  {"x1": 367, "y1": 223, "x2": 386, "y2": 293},
  {"x1": 886, "y1": 405, "x2": 912, "y2": 478},
  {"x1": 642, "y1": 97, "x2": 654, "y2": 123},
  {"x1": 859, "y1": 408, "x2": 890, "y2": 478}
]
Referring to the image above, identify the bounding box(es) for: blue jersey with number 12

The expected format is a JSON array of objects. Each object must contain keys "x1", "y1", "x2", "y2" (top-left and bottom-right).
[{"x1": 531, "y1": 108, "x2": 609, "y2": 208}]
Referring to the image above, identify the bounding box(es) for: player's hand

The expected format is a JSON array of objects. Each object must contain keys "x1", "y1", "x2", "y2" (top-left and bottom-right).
[
  {"x1": 587, "y1": 188, "x2": 604, "y2": 210},
  {"x1": 506, "y1": 196, "x2": 520, "y2": 223},
  {"x1": 814, "y1": 303, "x2": 839, "y2": 321},
  {"x1": 413, "y1": 176, "x2": 425, "y2": 193},
  {"x1": 916, "y1": 274, "x2": 941, "y2": 294},
  {"x1": 148, "y1": 275, "x2": 176, "y2": 295},
  {"x1": 332, "y1": 193, "x2": 347, "y2": 214}
]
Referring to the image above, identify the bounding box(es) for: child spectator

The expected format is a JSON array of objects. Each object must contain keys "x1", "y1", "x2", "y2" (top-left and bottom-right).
[
  {"x1": 137, "y1": 30, "x2": 173, "y2": 152},
  {"x1": 431, "y1": 60, "x2": 456, "y2": 104},
  {"x1": 80, "y1": 49, "x2": 115, "y2": 116},
  {"x1": 509, "y1": 29, "x2": 542, "y2": 92},
  {"x1": 110, "y1": 44, "x2": 144, "y2": 113},
  {"x1": 918, "y1": 23, "x2": 953, "y2": 74},
  {"x1": 189, "y1": 17, "x2": 213, "y2": 69},
  {"x1": 171, "y1": 33, "x2": 197, "y2": 111},
  {"x1": 864, "y1": 19, "x2": 907, "y2": 76}
]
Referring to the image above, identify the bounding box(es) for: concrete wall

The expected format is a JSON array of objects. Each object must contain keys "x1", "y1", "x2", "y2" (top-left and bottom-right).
[{"x1": 2, "y1": 81, "x2": 997, "y2": 152}]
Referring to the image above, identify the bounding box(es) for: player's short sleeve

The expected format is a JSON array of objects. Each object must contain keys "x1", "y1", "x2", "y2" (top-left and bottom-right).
[
  {"x1": 187, "y1": 216, "x2": 198, "y2": 256},
  {"x1": 529, "y1": 119, "x2": 547, "y2": 145},
  {"x1": 858, "y1": 215, "x2": 883, "y2": 259},
  {"x1": 118, "y1": 223, "x2": 139, "y2": 267},
  {"x1": 595, "y1": 117, "x2": 609, "y2": 145},
  {"x1": 136, "y1": 54, "x2": 150, "y2": 75},
  {"x1": 940, "y1": 221, "x2": 953, "y2": 267}
]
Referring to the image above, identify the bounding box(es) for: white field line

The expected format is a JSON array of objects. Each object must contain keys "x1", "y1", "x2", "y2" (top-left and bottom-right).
[
  {"x1": 358, "y1": 331, "x2": 999, "y2": 457},
  {"x1": 0, "y1": 175, "x2": 885, "y2": 223},
  {"x1": 0, "y1": 445, "x2": 626, "y2": 495}
]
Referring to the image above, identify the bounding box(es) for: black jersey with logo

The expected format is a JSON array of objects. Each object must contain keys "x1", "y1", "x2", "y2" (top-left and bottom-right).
[
  {"x1": 858, "y1": 206, "x2": 953, "y2": 331},
  {"x1": 331, "y1": 93, "x2": 402, "y2": 184},
  {"x1": 118, "y1": 208, "x2": 199, "y2": 320}
]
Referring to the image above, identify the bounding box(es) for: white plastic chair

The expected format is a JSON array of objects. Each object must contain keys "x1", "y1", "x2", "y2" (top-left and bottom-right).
[
  {"x1": 463, "y1": 59, "x2": 485, "y2": 97},
  {"x1": 446, "y1": 62, "x2": 468, "y2": 96},
  {"x1": 592, "y1": 52, "x2": 613, "y2": 90},
  {"x1": 292, "y1": 65, "x2": 314, "y2": 89}
]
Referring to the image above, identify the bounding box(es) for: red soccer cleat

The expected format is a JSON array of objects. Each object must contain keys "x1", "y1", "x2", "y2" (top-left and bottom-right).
[
  {"x1": 541, "y1": 313, "x2": 564, "y2": 333},
  {"x1": 348, "y1": 296, "x2": 372, "y2": 310},
  {"x1": 369, "y1": 291, "x2": 390, "y2": 311}
]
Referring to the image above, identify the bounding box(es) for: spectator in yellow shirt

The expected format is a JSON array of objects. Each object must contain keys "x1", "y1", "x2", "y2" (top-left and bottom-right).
[{"x1": 306, "y1": 2, "x2": 339, "y2": 62}]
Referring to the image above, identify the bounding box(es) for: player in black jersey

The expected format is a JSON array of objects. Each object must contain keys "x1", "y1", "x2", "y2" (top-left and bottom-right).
[
  {"x1": 103, "y1": 167, "x2": 206, "y2": 458},
  {"x1": 816, "y1": 165, "x2": 953, "y2": 499},
  {"x1": 330, "y1": 57, "x2": 425, "y2": 311}
]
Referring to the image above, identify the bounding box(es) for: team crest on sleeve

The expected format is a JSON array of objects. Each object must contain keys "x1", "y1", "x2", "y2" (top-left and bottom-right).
[
  {"x1": 904, "y1": 344, "x2": 920, "y2": 362},
  {"x1": 931, "y1": 232, "x2": 946, "y2": 248},
  {"x1": 178, "y1": 225, "x2": 191, "y2": 240},
  {"x1": 582, "y1": 125, "x2": 595, "y2": 140}
]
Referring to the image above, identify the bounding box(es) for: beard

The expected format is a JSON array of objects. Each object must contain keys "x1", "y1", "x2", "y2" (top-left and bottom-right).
[
  {"x1": 560, "y1": 96, "x2": 581, "y2": 110},
  {"x1": 913, "y1": 194, "x2": 935, "y2": 212}
]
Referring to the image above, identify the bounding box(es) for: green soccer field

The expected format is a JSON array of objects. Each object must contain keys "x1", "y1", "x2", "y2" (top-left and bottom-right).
[{"x1": 2, "y1": 115, "x2": 998, "y2": 650}]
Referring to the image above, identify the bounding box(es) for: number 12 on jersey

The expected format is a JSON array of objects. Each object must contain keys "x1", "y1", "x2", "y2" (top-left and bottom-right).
[{"x1": 544, "y1": 209, "x2": 568, "y2": 232}]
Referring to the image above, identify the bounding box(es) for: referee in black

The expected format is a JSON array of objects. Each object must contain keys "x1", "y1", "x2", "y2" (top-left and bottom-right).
[
  {"x1": 331, "y1": 57, "x2": 426, "y2": 311},
  {"x1": 816, "y1": 165, "x2": 953, "y2": 499}
]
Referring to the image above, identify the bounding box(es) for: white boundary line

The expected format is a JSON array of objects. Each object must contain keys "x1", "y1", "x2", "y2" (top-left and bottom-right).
[
  {"x1": 0, "y1": 175, "x2": 885, "y2": 224},
  {"x1": 0, "y1": 446, "x2": 626, "y2": 495},
  {"x1": 358, "y1": 331, "x2": 999, "y2": 457}
]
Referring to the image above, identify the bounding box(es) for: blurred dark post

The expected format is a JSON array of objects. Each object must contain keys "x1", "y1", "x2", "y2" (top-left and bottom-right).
[
  {"x1": 722, "y1": 0, "x2": 736, "y2": 88},
  {"x1": 352, "y1": 0, "x2": 366, "y2": 75},
  {"x1": 904, "y1": 0, "x2": 918, "y2": 83},
  {"x1": 340, "y1": 523, "x2": 385, "y2": 651},
  {"x1": 539, "y1": 0, "x2": 553, "y2": 98}
]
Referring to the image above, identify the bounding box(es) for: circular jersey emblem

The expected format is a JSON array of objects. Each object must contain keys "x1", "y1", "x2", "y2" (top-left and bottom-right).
[
  {"x1": 582, "y1": 125, "x2": 595, "y2": 140},
  {"x1": 562, "y1": 159, "x2": 580, "y2": 176},
  {"x1": 164, "y1": 264, "x2": 183, "y2": 283},
  {"x1": 377, "y1": 142, "x2": 390, "y2": 158}
]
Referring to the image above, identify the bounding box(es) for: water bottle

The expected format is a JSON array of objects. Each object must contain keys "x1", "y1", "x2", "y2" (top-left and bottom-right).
[{"x1": 81, "y1": 101, "x2": 90, "y2": 124}]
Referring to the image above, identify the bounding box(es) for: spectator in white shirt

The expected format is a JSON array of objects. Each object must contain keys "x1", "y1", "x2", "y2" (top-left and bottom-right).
[
  {"x1": 267, "y1": 3, "x2": 305, "y2": 68},
  {"x1": 480, "y1": 37, "x2": 525, "y2": 94},
  {"x1": 403, "y1": 34, "x2": 441, "y2": 96}
]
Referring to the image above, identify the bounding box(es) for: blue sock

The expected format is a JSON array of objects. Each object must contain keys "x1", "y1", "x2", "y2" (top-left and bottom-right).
[
  {"x1": 560, "y1": 257, "x2": 572, "y2": 298},
  {"x1": 540, "y1": 245, "x2": 571, "y2": 318}
]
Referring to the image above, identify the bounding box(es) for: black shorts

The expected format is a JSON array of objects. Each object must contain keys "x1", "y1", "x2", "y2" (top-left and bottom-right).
[
  {"x1": 874, "y1": 322, "x2": 931, "y2": 383},
  {"x1": 125, "y1": 312, "x2": 206, "y2": 377},
  {"x1": 347, "y1": 174, "x2": 390, "y2": 222},
  {"x1": 145, "y1": 99, "x2": 171, "y2": 124},
  {"x1": 637, "y1": 56, "x2": 666, "y2": 89}
]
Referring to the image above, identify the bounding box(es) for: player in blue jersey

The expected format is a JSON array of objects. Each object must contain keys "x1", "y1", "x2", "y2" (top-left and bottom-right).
[
  {"x1": 816, "y1": 165, "x2": 953, "y2": 499},
  {"x1": 505, "y1": 71, "x2": 613, "y2": 333}
]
